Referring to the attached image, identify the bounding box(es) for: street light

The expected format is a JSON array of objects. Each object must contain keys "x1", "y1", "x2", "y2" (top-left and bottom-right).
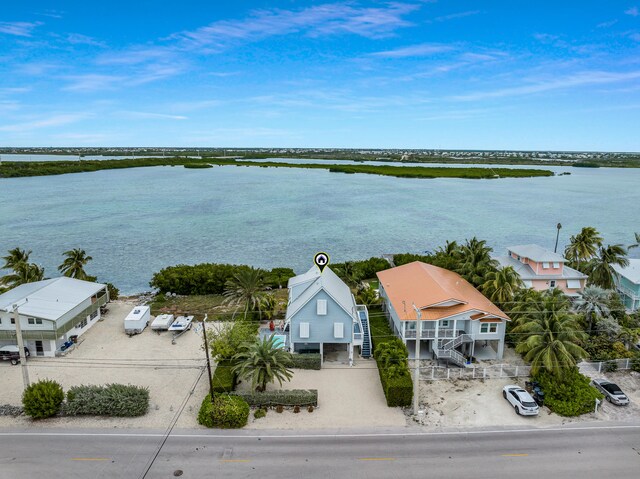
[{"x1": 554, "y1": 223, "x2": 562, "y2": 253}]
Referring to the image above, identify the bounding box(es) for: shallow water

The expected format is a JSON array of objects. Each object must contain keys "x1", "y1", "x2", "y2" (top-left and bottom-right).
[{"x1": 1, "y1": 163, "x2": 638, "y2": 293}]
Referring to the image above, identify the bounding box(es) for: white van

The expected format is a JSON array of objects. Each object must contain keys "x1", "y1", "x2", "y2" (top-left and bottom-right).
[{"x1": 124, "y1": 305, "x2": 151, "y2": 336}]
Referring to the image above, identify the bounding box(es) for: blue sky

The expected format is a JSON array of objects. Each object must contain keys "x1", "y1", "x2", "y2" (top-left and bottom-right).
[{"x1": 1, "y1": 1, "x2": 640, "y2": 150}]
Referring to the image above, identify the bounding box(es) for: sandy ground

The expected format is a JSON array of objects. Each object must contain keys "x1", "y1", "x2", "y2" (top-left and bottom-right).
[
  {"x1": 243, "y1": 361, "x2": 406, "y2": 429},
  {"x1": 0, "y1": 300, "x2": 210, "y2": 430}
]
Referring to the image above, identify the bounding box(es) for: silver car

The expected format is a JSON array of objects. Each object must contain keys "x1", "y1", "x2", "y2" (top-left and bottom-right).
[
  {"x1": 592, "y1": 379, "x2": 629, "y2": 406},
  {"x1": 503, "y1": 385, "x2": 540, "y2": 416}
]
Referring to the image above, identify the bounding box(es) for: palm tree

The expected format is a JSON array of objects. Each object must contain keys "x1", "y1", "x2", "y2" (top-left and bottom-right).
[
  {"x1": 260, "y1": 293, "x2": 277, "y2": 322},
  {"x1": 232, "y1": 335, "x2": 294, "y2": 391},
  {"x1": 628, "y1": 232, "x2": 640, "y2": 250},
  {"x1": 574, "y1": 286, "x2": 611, "y2": 333},
  {"x1": 436, "y1": 240, "x2": 460, "y2": 257},
  {"x1": 333, "y1": 261, "x2": 360, "y2": 286},
  {"x1": 0, "y1": 262, "x2": 45, "y2": 288},
  {"x1": 481, "y1": 266, "x2": 523, "y2": 307},
  {"x1": 512, "y1": 307, "x2": 588, "y2": 377},
  {"x1": 587, "y1": 244, "x2": 629, "y2": 290},
  {"x1": 456, "y1": 237, "x2": 499, "y2": 288},
  {"x1": 1, "y1": 247, "x2": 31, "y2": 271},
  {"x1": 356, "y1": 284, "x2": 380, "y2": 307},
  {"x1": 58, "y1": 248, "x2": 93, "y2": 280},
  {"x1": 564, "y1": 226, "x2": 603, "y2": 271},
  {"x1": 223, "y1": 267, "x2": 268, "y2": 320}
]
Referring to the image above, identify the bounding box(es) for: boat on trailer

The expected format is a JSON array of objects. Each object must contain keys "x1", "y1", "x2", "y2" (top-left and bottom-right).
[{"x1": 169, "y1": 315, "x2": 194, "y2": 343}]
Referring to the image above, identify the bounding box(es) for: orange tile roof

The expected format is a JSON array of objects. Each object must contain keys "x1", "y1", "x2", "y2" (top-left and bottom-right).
[{"x1": 376, "y1": 261, "x2": 509, "y2": 322}]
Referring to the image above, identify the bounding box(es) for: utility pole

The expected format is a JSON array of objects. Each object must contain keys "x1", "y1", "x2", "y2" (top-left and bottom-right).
[
  {"x1": 12, "y1": 303, "x2": 30, "y2": 389},
  {"x1": 554, "y1": 223, "x2": 562, "y2": 253},
  {"x1": 413, "y1": 304, "x2": 421, "y2": 416},
  {"x1": 201, "y1": 314, "x2": 215, "y2": 403}
]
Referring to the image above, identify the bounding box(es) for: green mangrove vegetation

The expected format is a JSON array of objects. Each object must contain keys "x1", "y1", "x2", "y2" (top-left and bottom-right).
[{"x1": 0, "y1": 156, "x2": 553, "y2": 179}]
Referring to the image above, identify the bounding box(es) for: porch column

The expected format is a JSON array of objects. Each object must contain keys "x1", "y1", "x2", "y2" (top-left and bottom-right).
[
  {"x1": 435, "y1": 321, "x2": 439, "y2": 338},
  {"x1": 320, "y1": 343, "x2": 324, "y2": 366},
  {"x1": 349, "y1": 343, "x2": 354, "y2": 367},
  {"x1": 402, "y1": 321, "x2": 406, "y2": 339},
  {"x1": 453, "y1": 319, "x2": 457, "y2": 336}
]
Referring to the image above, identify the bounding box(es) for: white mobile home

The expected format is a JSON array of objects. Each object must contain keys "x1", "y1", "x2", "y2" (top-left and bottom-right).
[
  {"x1": 124, "y1": 306, "x2": 151, "y2": 335},
  {"x1": 151, "y1": 313, "x2": 175, "y2": 331},
  {"x1": 0, "y1": 277, "x2": 109, "y2": 357}
]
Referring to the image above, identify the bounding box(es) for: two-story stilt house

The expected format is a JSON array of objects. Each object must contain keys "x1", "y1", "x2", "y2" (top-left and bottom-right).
[{"x1": 377, "y1": 261, "x2": 509, "y2": 367}]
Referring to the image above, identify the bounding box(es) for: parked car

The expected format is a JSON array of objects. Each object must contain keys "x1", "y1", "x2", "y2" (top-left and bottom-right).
[
  {"x1": 503, "y1": 385, "x2": 540, "y2": 416},
  {"x1": 0, "y1": 345, "x2": 31, "y2": 365},
  {"x1": 591, "y1": 379, "x2": 630, "y2": 406}
]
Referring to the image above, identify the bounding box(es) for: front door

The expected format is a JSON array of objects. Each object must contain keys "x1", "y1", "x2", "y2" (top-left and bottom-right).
[{"x1": 35, "y1": 341, "x2": 44, "y2": 356}]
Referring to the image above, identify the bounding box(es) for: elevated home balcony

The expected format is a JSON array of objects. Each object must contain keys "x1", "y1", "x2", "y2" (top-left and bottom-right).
[
  {"x1": 404, "y1": 328, "x2": 467, "y2": 340},
  {"x1": 617, "y1": 284, "x2": 640, "y2": 301}
]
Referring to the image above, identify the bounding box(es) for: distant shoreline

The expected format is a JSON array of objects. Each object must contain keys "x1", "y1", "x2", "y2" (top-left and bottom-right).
[{"x1": 0, "y1": 157, "x2": 554, "y2": 179}]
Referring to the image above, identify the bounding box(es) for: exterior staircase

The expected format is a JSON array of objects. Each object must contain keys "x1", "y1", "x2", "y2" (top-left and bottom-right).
[
  {"x1": 435, "y1": 334, "x2": 473, "y2": 367},
  {"x1": 357, "y1": 307, "x2": 372, "y2": 358}
]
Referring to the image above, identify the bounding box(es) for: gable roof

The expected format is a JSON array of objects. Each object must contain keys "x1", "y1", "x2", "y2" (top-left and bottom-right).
[
  {"x1": 613, "y1": 259, "x2": 640, "y2": 285},
  {"x1": 507, "y1": 244, "x2": 565, "y2": 263},
  {"x1": 286, "y1": 266, "x2": 356, "y2": 320},
  {"x1": 376, "y1": 261, "x2": 509, "y2": 321},
  {"x1": 0, "y1": 277, "x2": 106, "y2": 322}
]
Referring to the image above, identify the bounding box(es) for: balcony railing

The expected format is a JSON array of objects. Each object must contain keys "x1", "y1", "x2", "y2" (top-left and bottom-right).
[{"x1": 404, "y1": 328, "x2": 466, "y2": 339}]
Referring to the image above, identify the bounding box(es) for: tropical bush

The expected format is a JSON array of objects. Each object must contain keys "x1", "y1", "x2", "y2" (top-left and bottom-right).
[
  {"x1": 150, "y1": 263, "x2": 295, "y2": 296},
  {"x1": 22, "y1": 379, "x2": 64, "y2": 419},
  {"x1": 212, "y1": 360, "x2": 237, "y2": 393},
  {"x1": 631, "y1": 357, "x2": 640, "y2": 373},
  {"x1": 65, "y1": 384, "x2": 149, "y2": 417},
  {"x1": 369, "y1": 309, "x2": 412, "y2": 407},
  {"x1": 290, "y1": 353, "x2": 321, "y2": 370},
  {"x1": 534, "y1": 368, "x2": 602, "y2": 417},
  {"x1": 106, "y1": 282, "x2": 119, "y2": 301},
  {"x1": 254, "y1": 408, "x2": 267, "y2": 419},
  {"x1": 232, "y1": 389, "x2": 318, "y2": 407},
  {"x1": 210, "y1": 321, "x2": 260, "y2": 361},
  {"x1": 197, "y1": 394, "x2": 249, "y2": 429},
  {"x1": 583, "y1": 335, "x2": 633, "y2": 361},
  {"x1": 232, "y1": 335, "x2": 294, "y2": 391}
]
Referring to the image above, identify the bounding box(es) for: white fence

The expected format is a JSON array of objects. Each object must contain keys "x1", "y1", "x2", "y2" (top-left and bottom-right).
[
  {"x1": 419, "y1": 363, "x2": 531, "y2": 381},
  {"x1": 578, "y1": 358, "x2": 634, "y2": 376}
]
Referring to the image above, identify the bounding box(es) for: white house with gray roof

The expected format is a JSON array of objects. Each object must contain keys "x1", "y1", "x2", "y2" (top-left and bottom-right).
[
  {"x1": 285, "y1": 266, "x2": 371, "y2": 365},
  {"x1": 0, "y1": 277, "x2": 109, "y2": 357},
  {"x1": 494, "y1": 244, "x2": 587, "y2": 296}
]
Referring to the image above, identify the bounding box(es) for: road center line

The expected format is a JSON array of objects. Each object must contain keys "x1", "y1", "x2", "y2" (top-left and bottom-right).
[
  {"x1": 219, "y1": 459, "x2": 250, "y2": 463},
  {"x1": 359, "y1": 458, "x2": 395, "y2": 461},
  {"x1": 502, "y1": 454, "x2": 529, "y2": 457},
  {"x1": 71, "y1": 458, "x2": 110, "y2": 461}
]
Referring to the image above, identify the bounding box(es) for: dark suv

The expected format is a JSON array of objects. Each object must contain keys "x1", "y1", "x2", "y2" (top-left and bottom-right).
[{"x1": 0, "y1": 345, "x2": 31, "y2": 365}]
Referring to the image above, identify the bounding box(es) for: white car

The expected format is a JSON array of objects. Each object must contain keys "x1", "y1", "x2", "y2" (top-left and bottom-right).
[{"x1": 503, "y1": 385, "x2": 539, "y2": 416}]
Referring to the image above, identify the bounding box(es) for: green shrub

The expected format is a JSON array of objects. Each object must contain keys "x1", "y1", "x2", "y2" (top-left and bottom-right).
[
  {"x1": 197, "y1": 395, "x2": 216, "y2": 427},
  {"x1": 534, "y1": 368, "x2": 603, "y2": 417},
  {"x1": 231, "y1": 389, "x2": 318, "y2": 407},
  {"x1": 290, "y1": 353, "x2": 321, "y2": 370},
  {"x1": 254, "y1": 408, "x2": 267, "y2": 419},
  {"x1": 106, "y1": 282, "x2": 119, "y2": 301},
  {"x1": 212, "y1": 360, "x2": 237, "y2": 393},
  {"x1": 603, "y1": 360, "x2": 618, "y2": 373},
  {"x1": 64, "y1": 384, "x2": 149, "y2": 417},
  {"x1": 369, "y1": 310, "x2": 412, "y2": 407},
  {"x1": 198, "y1": 394, "x2": 249, "y2": 428},
  {"x1": 22, "y1": 379, "x2": 64, "y2": 419},
  {"x1": 210, "y1": 321, "x2": 259, "y2": 362}
]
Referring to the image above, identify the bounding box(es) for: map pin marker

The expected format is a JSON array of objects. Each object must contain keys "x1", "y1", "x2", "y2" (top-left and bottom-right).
[{"x1": 314, "y1": 252, "x2": 330, "y2": 273}]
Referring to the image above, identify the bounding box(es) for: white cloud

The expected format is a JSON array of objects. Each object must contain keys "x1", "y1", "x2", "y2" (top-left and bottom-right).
[
  {"x1": 430, "y1": 10, "x2": 481, "y2": 23},
  {"x1": 451, "y1": 70, "x2": 640, "y2": 101},
  {"x1": 0, "y1": 113, "x2": 87, "y2": 132},
  {"x1": 119, "y1": 111, "x2": 188, "y2": 120},
  {"x1": 625, "y1": 7, "x2": 639, "y2": 16},
  {"x1": 370, "y1": 43, "x2": 455, "y2": 58},
  {"x1": 62, "y1": 74, "x2": 125, "y2": 91},
  {"x1": 66, "y1": 33, "x2": 106, "y2": 47},
  {"x1": 0, "y1": 21, "x2": 42, "y2": 37}
]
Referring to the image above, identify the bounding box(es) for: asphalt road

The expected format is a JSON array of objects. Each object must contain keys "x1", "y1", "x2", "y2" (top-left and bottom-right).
[{"x1": 1, "y1": 425, "x2": 640, "y2": 479}]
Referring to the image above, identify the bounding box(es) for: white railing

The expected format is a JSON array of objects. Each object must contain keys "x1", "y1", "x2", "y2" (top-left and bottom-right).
[
  {"x1": 617, "y1": 285, "x2": 640, "y2": 300},
  {"x1": 421, "y1": 363, "x2": 532, "y2": 381},
  {"x1": 404, "y1": 329, "x2": 466, "y2": 339},
  {"x1": 579, "y1": 359, "x2": 634, "y2": 375}
]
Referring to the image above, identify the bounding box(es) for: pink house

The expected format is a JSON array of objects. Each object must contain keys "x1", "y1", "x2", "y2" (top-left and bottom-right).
[{"x1": 494, "y1": 244, "x2": 587, "y2": 296}]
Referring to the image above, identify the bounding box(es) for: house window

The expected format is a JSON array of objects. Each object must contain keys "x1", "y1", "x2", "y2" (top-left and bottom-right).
[
  {"x1": 334, "y1": 322, "x2": 344, "y2": 339},
  {"x1": 549, "y1": 280, "x2": 556, "y2": 288},
  {"x1": 10, "y1": 318, "x2": 15, "y2": 324},
  {"x1": 89, "y1": 311, "x2": 98, "y2": 321},
  {"x1": 480, "y1": 323, "x2": 498, "y2": 333},
  {"x1": 76, "y1": 318, "x2": 88, "y2": 329},
  {"x1": 316, "y1": 299, "x2": 327, "y2": 316},
  {"x1": 27, "y1": 318, "x2": 43, "y2": 325},
  {"x1": 542, "y1": 262, "x2": 550, "y2": 268},
  {"x1": 552, "y1": 262, "x2": 560, "y2": 268},
  {"x1": 300, "y1": 322, "x2": 310, "y2": 339},
  {"x1": 440, "y1": 320, "x2": 450, "y2": 328}
]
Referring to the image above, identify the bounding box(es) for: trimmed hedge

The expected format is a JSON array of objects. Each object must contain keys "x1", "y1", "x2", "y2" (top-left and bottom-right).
[
  {"x1": 198, "y1": 394, "x2": 249, "y2": 429},
  {"x1": 22, "y1": 379, "x2": 65, "y2": 419},
  {"x1": 231, "y1": 389, "x2": 318, "y2": 407},
  {"x1": 290, "y1": 353, "x2": 321, "y2": 370},
  {"x1": 212, "y1": 360, "x2": 237, "y2": 393},
  {"x1": 65, "y1": 384, "x2": 149, "y2": 417},
  {"x1": 534, "y1": 369, "x2": 603, "y2": 417},
  {"x1": 369, "y1": 308, "x2": 413, "y2": 407}
]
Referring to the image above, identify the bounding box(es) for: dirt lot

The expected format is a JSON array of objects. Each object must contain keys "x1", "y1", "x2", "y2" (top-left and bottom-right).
[{"x1": 417, "y1": 369, "x2": 640, "y2": 429}]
